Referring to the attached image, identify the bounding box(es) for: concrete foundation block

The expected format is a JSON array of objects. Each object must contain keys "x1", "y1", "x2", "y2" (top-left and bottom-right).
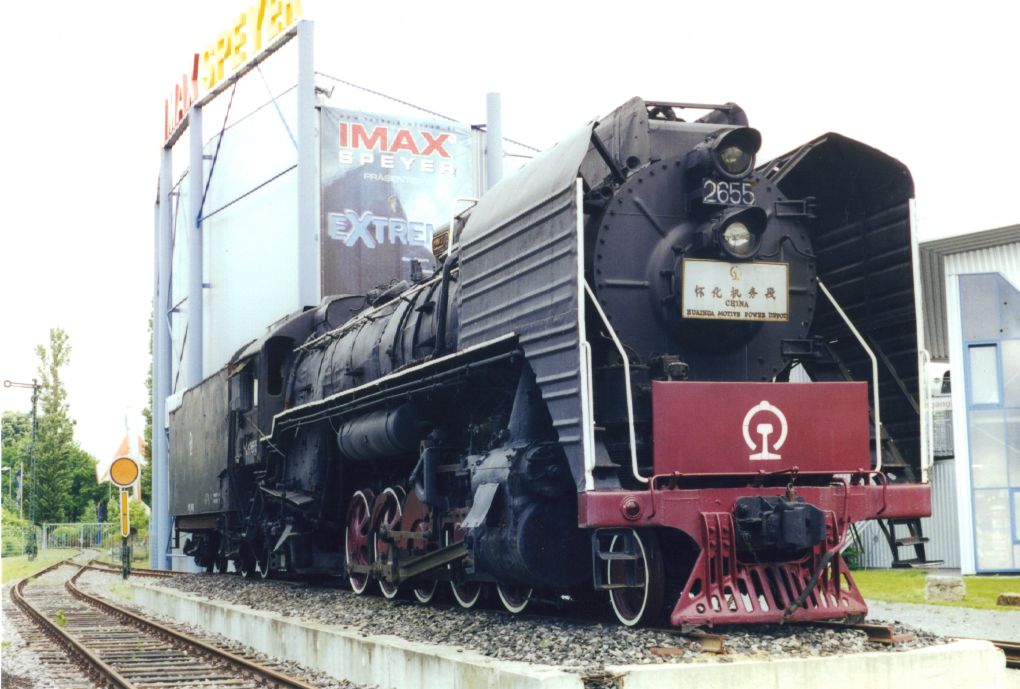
[
  {"x1": 128, "y1": 583, "x2": 580, "y2": 689},
  {"x1": 607, "y1": 640, "x2": 1005, "y2": 689},
  {"x1": 123, "y1": 582, "x2": 1007, "y2": 689},
  {"x1": 996, "y1": 592, "x2": 1020, "y2": 607},
  {"x1": 926, "y1": 574, "x2": 966, "y2": 601}
]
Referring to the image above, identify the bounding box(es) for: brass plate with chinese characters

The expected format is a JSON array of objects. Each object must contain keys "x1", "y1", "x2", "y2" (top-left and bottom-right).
[{"x1": 681, "y1": 259, "x2": 789, "y2": 322}]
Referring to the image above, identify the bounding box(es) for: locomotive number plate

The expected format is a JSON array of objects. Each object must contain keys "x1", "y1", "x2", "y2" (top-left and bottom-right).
[
  {"x1": 702, "y1": 179, "x2": 755, "y2": 205},
  {"x1": 681, "y1": 259, "x2": 789, "y2": 322}
]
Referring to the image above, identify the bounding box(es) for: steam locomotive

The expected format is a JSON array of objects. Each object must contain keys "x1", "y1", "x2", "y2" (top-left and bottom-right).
[{"x1": 171, "y1": 98, "x2": 931, "y2": 626}]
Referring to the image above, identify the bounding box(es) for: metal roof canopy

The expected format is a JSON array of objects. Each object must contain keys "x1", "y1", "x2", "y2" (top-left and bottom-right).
[{"x1": 920, "y1": 223, "x2": 1020, "y2": 360}]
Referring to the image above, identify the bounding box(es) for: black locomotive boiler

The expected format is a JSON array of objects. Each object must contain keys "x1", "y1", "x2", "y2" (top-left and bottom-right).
[{"x1": 171, "y1": 98, "x2": 932, "y2": 626}]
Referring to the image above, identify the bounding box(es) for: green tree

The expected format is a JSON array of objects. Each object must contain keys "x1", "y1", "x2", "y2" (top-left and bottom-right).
[
  {"x1": 66, "y1": 446, "x2": 106, "y2": 523},
  {"x1": 33, "y1": 328, "x2": 75, "y2": 523},
  {"x1": 1, "y1": 411, "x2": 31, "y2": 511}
]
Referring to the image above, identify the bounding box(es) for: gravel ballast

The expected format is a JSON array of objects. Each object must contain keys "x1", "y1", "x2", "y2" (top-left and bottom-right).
[
  {"x1": 100, "y1": 571, "x2": 944, "y2": 674},
  {"x1": 865, "y1": 599, "x2": 1020, "y2": 642},
  {"x1": 2, "y1": 582, "x2": 96, "y2": 689}
]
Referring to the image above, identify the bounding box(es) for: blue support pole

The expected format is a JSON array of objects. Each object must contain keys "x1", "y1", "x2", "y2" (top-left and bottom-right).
[
  {"x1": 485, "y1": 92, "x2": 503, "y2": 191},
  {"x1": 187, "y1": 107, "x2": 204, "y2": 386},
  {"x1": 153, "y1": 147, "x2": 173, "y2": 570},
  {"x1": 296, "y1": 20, "x2": 319, "y2": 308}
]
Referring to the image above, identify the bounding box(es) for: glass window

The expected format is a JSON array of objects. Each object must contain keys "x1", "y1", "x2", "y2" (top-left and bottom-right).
[
  {"x1": 960, "y1": 274, "x2": 1001, "y2": 340},
  {"x1": 1008, "y1": 410, "x2": 1020, "y2": 488},
  {"x1": 970, "y1": 410, "x2": 1007, "y2": 488},
  {"x1": 1014, "y1": 490, "x2": 1020, "y2": 543},
  {"x1": 974, "y1": 489, "x2": 1013, "y2": 570},
  {"x1": 1004, "y1": 341, "x2": 1020, "y2": 407},
  {"x1": 969, "y1": 345, "x2": 1000, "y2": 405}
]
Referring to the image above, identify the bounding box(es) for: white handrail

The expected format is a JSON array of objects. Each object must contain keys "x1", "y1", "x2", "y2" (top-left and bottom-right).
[
  {"x1": 575, "y1": 180, "x2": 596, "y2": 492},
  {"x1": 816, "y1": 278, "x2": 882, "y2": 476},
  {"x1": 582, "y1": 281, "x2": 644, "y2": 484},
  {"x1": 446, "y1": 197, "x2": 479, "y2": 258},
  {"x1": 920, "y1": 348, "x2": 933, "y2": 484}
]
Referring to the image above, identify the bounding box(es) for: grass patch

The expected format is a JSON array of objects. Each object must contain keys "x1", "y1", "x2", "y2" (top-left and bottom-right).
[
  {"x1": 1, "y1": 549, "x2": 80, "y2": 584},
  {"x1": 854, "y1": 568, "x2": 1020, "y2": 611}
]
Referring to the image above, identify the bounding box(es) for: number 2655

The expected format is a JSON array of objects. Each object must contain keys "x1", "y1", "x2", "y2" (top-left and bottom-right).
[{"x1": 703, "y1": 180, "x2": 755, "y2": 205}]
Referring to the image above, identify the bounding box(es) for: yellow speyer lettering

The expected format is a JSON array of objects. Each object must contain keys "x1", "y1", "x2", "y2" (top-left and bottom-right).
[{"x1": 231, "y1": 12, "x2": 249, "y2": 70}]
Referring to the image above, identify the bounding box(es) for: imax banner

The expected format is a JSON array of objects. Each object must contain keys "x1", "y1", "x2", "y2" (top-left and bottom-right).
[{"x1": 320, "y1": 108, "x2": 476, "y2": 297}]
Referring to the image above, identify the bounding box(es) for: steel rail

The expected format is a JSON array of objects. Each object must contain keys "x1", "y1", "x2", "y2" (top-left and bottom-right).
[
  {"x1": 11, "y1": 560, "x2": 135, "y2": 689},
  {"x1": 965, "y1": 638, "x2": 1020, "y2": 669},
  {"x1": 65, "y1": 565, "x2": 321, "y2": 689},
  {"x1": 84, "y1": 558, "x2": 178, "y2": 578},
  {"x1": 11, "y1": 560, "x2": 321, "y2": 689},
  {"x1": 993, "y1": 639, "x2": 1020, "y2": 669}
]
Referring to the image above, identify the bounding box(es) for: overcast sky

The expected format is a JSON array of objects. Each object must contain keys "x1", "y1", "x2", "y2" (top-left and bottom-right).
[{"x1": 1, "y1": 0, "x2": 1017, "y2": 465}]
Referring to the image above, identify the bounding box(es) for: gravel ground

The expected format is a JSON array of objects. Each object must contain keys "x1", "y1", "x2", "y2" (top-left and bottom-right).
[
  {"x1": 865, "y1": 599, "x2": 1020, "y2": 642},
  {"x1": 107, "y1": 571, "x2": 943, "y2": 675},
  {"x1": 1, "y1": 584, "x2": 95, "y2": 689}
]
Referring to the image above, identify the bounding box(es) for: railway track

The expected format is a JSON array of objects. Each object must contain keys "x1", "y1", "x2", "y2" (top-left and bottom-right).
[
  {"x1": 9, "y1": 560, "x2": 328, "y2": 689},
  {"x1": 82, "y1": 559, "x2": 178, "y2": 579},
  {"x1": 989, "y1": 639, "x2": 1019, "y2": 669}
]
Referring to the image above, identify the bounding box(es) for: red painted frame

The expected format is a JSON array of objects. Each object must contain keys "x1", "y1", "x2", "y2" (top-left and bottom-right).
[{"x1": 579, "y1": 380, "x2": 932, "y2": 626}]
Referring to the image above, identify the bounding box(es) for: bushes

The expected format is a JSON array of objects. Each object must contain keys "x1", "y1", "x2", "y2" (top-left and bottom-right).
[{"x1": 2, "y1": 524, "x2": 40, "y2": 557}]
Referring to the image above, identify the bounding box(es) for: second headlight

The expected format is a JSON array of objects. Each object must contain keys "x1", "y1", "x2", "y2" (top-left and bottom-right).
[{"x1": 715, "y1": 207, "x2": 767, "y2": 259}]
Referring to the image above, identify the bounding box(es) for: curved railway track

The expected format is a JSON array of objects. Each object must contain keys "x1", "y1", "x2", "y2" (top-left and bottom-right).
[{"x1": 10, "y1": 560, "x2": 326, "y2": 689}]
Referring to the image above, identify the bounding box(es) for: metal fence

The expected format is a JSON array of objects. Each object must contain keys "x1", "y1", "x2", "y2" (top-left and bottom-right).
[
  {"x1": 1, "y1": 524, "x2": 43, "y2": 557},
  {"x1": 2, "y1": 522, "x2": 151, "y2": 560},
  {"x1": 41, "y1": 522, "x2": 117, "y2": 550}
]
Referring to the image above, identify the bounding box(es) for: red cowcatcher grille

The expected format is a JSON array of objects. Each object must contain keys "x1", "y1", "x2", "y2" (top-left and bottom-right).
[{"x1": 671, "y1": 511, "x2": 865, "y2": 626}]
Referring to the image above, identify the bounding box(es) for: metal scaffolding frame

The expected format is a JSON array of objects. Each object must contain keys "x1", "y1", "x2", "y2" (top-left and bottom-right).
[{"x1": 151, "y1": 21, "x2": 317, "y2": 569}]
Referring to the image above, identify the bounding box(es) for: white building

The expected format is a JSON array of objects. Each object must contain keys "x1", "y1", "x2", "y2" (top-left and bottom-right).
[
  {"x1": 859, "y1": 224, "x2": 1020, "y2": 572},
  {"x1": 922, "y1": 224, "x2": 1020, "y2": 574}
]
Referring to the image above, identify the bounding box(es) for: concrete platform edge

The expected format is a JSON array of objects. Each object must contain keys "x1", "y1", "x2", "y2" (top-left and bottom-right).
[
  {"x1": 607, "y1": 638, "x2": 1005, "y2": 689},
  {"x1": 125, "y1": 582, "x2": 1007, "y2": 689},
  {"x1": 128, "y1": 582, "x2": 582, "y2": 689}
]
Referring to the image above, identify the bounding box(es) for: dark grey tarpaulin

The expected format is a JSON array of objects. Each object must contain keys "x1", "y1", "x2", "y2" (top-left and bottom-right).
[{"x1": 458, "y1": 122, "x2": 595, "y2": 492}]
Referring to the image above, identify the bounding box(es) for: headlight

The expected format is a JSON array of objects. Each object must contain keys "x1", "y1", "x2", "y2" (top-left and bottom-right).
[
  {"x1": 722, "y1": 222, "x2": 754, "y2": 256},
  {"x1": 717, "y1": 145, "x2": 753, "y2": 177},
  {"x1": 710, "y1": 128, "x2": 761, "y2": 180},
  {"x1": 714, "y1": 207, "x2": 768, "y2": 259}
]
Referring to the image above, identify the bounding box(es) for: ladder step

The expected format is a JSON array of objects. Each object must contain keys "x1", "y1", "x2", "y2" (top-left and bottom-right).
[
  {"x1": 594, "y1": 582, "x2": 645, "y2": 590},
  {"x1": 596, "y1": 551, "x2": 641, "y2": 561},
  {"x1": 895, "y1": 536, "x2": 929, "y2": 546},
  {"x1": 892, "y1": 558, "x2": 943, "y2": 569}
]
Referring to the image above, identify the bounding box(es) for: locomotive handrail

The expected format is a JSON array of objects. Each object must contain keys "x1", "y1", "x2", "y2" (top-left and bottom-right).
[
  {"x1": 264, "y1": 334, "x2": 519, "y2": 439},
  {"x1": 815, "y1": 278, "x2": 882, "y2": 479},
  {"x1": 297, "y1": 275, "x2": 442, "y2": 352},
  {"x1": 919, "y1": 347, "x2": 934, "y2": 484},
  {"x1": 446, "y1": 197, "x2": 479, "y2": 258},
  {"x1": 583, "y1": 281, "x2": 644, "y2": 484}
]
